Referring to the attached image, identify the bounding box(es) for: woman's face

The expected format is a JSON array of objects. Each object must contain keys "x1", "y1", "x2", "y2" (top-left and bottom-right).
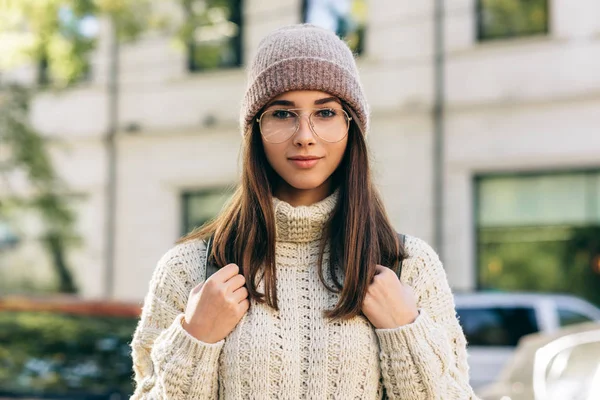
[{"x1": 259, "y1": 90, "x2": 349, "y2": 202}]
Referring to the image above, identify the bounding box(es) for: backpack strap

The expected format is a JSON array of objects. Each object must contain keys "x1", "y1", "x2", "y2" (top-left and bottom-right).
[
  {"x1": 203, "y1": 233, "x2": 408, "y2": 282},
  {"x1": 396, "y1": 232, "x2": 407, "y2": 279},
  {"x1": 203, "y1": 236, "x2": 218, "y2": 282}
]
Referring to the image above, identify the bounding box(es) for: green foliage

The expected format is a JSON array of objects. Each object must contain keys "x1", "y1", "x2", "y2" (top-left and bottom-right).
[
  {"x1": 0, "y1": 0, "x2": 158, "y2": 293},
  {"x1": 479, "y1": 225, "x2": 600, "y2": 307},
  {"x1": 563, "y1": 227, "x2": 600, "y2": 306},
  {"x1": 0, "y1": 0, "x2": 248, "y2": 81},
  {"x1": 0, "y1": 84, "x2": 78, "y2": 293},
  {"x1": 0, "y1": 85, "x2": 74, "y2": 232},
  {"x1": 0, "y1": 0, "x2": 152, "y2": 87},
  {"x1": 0, "y1": 0, "x2": 158, "y2": 291},
  {"x1": 0, "y1": 86, "x2": 57, "y2": 186},
  {"x1": 0, "y1": 311, "x2": 137, "y2": 396}
]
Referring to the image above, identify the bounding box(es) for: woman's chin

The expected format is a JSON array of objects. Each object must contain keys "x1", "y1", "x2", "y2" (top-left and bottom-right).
[
  {"x1": 290, "y1": 183, "x2": 324, "y2": 191},
  {"x1": 282, "y1": 177, "x2": 328, "y2": 191}
]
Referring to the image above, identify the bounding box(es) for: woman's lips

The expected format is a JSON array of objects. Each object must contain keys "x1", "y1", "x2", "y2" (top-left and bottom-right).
[{"x1": 288, "y1": 157, "x2": 322, "y2": 169}]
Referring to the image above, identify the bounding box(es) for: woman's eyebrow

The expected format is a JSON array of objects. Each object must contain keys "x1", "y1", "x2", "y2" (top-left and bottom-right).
[
  {"x1": 265, "y1": 97, "x2": 340, "y2": 109},
  {"x1": 265, "y1": 99, "x2": 295, "y2": 108},
  {"x1": 314, "y1": 96, "x2": 340, "y2": 105}
]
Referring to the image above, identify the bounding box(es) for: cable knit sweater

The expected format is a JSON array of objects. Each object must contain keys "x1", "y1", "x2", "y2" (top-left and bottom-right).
[{"x1": 130, "y1": 193, "x2": 477, "y2": 399}]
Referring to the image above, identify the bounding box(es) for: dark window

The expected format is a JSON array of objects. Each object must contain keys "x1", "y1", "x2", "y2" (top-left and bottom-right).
[
  {"x1": 182, "y1": 188, "x2": 232, "y2": 235},
  {"x1": 456, "y1": 307, "x2": 539, "y2": 346},
  {"x1": 477, "y1": 0, "x2": 549, "y2": 41},
  {"x1": 0, "y1": 311, "x2": 137, "y2": 398},
  {"x1": 302, "y1": 0, "x2": 367, "y2": 55},
  {"x1": 558, "y1": 308, "x2": 594, "y2": 327},
  {"x1": 182, "y1": 0, "x2": 243, "y2": 72}
]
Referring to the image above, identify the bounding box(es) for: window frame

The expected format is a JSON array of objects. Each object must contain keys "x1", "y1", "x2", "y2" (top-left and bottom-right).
[
  {"x1": 473, "y1": 168, "x2": 600, "y2": 292},
  {"x1": 475, "y1": 0, "x2": 550, "y2": 42},
  {"x1": 181, "y1": 186, "x2": 233, "y2": 235},
  {"x1": 184, "y1": 0, "x2": 244, "y2": 73}
]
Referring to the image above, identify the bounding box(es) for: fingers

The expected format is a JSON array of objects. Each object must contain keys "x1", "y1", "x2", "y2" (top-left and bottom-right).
[
  {"x1": 226, "y1": 273, "x2": 246, "y2": 291},
  {"x1": 231, "y1": 286, "x2": 249, "y2": 303},
  {"x1": 212, "y1": 263, "x2": 240, "y2": 282},
  {"x1": 372, "y1": 265, "x2": 400, "y2": 285}
]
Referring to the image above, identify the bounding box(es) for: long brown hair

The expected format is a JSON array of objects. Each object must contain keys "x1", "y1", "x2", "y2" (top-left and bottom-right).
[{"x1": 180, "y1": 104, "x2": 407, "y2": 320}]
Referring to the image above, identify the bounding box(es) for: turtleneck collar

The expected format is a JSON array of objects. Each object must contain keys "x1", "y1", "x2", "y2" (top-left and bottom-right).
[{"x1": 272, "y1": 190, "x2": 339, "y2": 243}]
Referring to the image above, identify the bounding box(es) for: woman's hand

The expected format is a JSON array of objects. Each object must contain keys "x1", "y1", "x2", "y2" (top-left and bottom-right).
[
  {"x1": 182, "y1": 263, "x2": 250, "y2": 343},
  {"x1": 362, "y1": 264, "x2": 419, "y2": 329}
]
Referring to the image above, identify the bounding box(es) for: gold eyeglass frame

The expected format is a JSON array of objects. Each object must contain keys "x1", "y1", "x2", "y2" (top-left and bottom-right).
[{"x1": 256, "y1": 108, "x2": 352, "y2": 144}]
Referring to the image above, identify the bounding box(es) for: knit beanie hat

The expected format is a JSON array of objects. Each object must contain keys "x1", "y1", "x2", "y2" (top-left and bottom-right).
[{"x1": 240, "y1": 24, "x2": 369, "y2": 136}]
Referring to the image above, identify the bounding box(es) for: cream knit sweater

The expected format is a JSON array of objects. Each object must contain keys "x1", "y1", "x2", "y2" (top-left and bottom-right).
[{"x1": 130, "y1": 193, "x2": 477, "y2": 399}]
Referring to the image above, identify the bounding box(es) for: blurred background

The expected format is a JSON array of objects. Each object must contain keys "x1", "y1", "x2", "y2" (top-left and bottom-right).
[{"x1": 1, "y1": 0, "x2": 600, "y2": 399}]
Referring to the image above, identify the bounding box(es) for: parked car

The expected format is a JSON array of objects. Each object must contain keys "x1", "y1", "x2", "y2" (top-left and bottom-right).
[
  {"x1": 454, "y1": 292, "x2": 600, "y2": 389},
  {"x1": 0, "y1": 295, "x2": 141, "y2": 400},
  {"x1": 477, "y1": 321, "x2": 600, "y2": 400}
]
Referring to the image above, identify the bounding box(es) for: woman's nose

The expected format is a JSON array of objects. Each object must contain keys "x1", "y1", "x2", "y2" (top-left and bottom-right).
[{"x1": 293, "y1": 115, "x2": 317, "y2": 146}]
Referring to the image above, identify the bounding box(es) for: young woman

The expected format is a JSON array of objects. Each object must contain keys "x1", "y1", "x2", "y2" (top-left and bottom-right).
[{"x1": 131, "y1": 24, "x2": 477, "y2": 399}]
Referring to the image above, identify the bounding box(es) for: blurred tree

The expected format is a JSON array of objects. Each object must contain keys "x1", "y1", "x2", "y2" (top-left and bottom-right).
[
  {"x1": 0, "y1": 1, "x2": 155, "y2": 293},
  {"x1": 563, "y1": 227, "x2": 600, "y2": 306},
  {"x1": 479, "y1": 225, "x2": 600, "y2": 307},
  {"x1": 478, "y1": 226, "x2": 568, "y2": 293},
  {"x1": 0, "y1": 0, "x2": 152, "y2": 87},
  {"x1": 0, "y1": 1, "x2": 239, "y2": 293},
  {"x1": 0, "y1": 85, "x2": 79, "y2": 293}
]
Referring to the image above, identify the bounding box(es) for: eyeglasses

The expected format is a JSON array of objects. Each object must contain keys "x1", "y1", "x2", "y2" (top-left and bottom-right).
[{"x1": 256, "y1": 108, "x2": 352, "y2": 144}]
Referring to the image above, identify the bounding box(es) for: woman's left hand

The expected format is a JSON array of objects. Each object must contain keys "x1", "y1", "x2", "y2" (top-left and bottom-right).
[{"x1": 362, "y1": 264, "x2": 419, "y2": 329}]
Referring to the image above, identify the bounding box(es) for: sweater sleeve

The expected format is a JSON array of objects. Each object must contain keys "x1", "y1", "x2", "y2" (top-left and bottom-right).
[
  {"x1": 375, "y1": 237, "x2": 479, "y2": 400},
  {"x1": 130, "y1": 242, "x2": 224, "y2": 399}
]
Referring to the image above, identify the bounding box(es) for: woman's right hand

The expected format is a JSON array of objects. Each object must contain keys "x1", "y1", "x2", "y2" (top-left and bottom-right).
[{"x1": 182, "y1": 263, "x2": 249, "y2": 343}]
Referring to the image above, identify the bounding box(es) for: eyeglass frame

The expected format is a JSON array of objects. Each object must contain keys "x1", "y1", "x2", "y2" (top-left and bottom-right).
[{"x1": 256, "y1": 107, "x2": 353, "y2": 144}]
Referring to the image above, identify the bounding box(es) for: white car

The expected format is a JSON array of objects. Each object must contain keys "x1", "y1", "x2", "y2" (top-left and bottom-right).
[
  {"x1": 477, "y1": 322, "x2": 600, "y2": 400},
  {"x1": 454, "y1": 292, "x2": 600, "y2": 389}
]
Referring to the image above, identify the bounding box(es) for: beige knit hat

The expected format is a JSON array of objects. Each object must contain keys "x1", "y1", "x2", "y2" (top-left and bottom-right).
[{"x1": 240, "y1": 24, "x2": 369, "y2": 136}]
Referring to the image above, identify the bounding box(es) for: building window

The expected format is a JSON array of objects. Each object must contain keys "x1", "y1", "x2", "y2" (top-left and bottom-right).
[
  {"x1": 302, "y1": 0, "x2": 367, "y2": 55},
  {"x1": 182, "y1": 0, "x2": 243, "y2": 72},
  {"x1": 477, "y1": 0, "x2": 549, "y2": 41},
  {"x1": 181, "y1": 188, "x2": 232, "y2": 235},
  {"x1": 475, "y1": 171, "x2": 600, "y2": 307}
]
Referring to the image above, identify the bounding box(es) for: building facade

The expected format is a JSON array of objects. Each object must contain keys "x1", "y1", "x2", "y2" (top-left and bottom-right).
[{"x1": 2, "y1": 0, "x2": 600, "y2": 304}]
